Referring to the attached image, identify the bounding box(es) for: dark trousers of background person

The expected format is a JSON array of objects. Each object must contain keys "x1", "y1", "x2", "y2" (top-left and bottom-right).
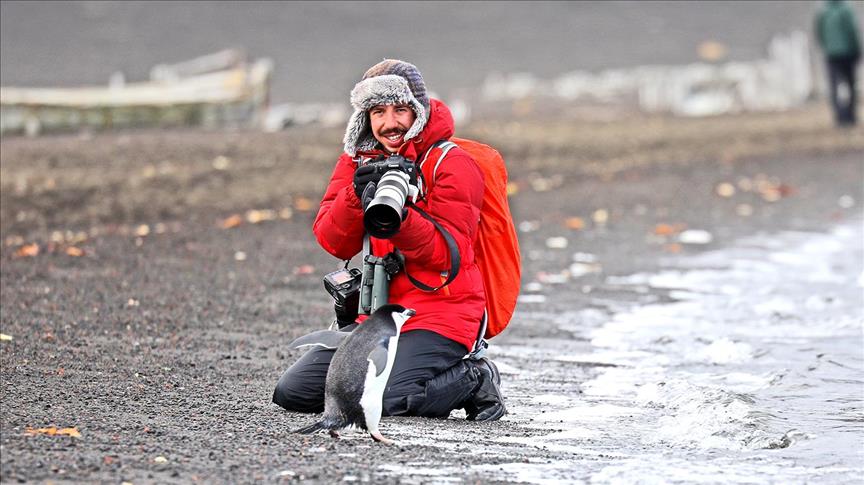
[
  {"x1": 273, "y1": 329, "x2": 481, "y2": 417},
  {"x1": 827, "y1": 55, "x2": 859, "y2": 126}
]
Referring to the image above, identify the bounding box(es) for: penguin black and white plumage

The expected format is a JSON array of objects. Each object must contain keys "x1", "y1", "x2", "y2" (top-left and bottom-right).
[{"x1": 290, "y1": 304, "x2": 415, "y2": 444}]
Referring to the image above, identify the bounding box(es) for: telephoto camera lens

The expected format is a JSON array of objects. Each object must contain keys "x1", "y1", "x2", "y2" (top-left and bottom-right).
[{"x1": 364, "y1": 170, "x2": 410, "y2": 238}]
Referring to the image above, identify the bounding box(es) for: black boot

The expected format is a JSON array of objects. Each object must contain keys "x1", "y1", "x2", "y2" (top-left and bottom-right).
[{"x1": 463, "y1": 357, "x2": 506, "y2": 421}]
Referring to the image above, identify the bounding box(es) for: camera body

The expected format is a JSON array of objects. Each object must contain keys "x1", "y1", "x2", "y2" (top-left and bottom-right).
[
  {"x1": 323, "y1": 268, "x2": 362, "y2": 327},
  {"x1": 360, "y1": 155, "x2": 419, "y2": 238},
  {"x1": 323, "y1": 268, "x2": 362, "y2": 303},
  {"x1": 359, "y1": 154, "x2": 418, "y2": 184}
]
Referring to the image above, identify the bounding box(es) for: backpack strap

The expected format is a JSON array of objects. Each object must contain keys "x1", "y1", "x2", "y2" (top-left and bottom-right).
[
  {"x1": 400, "y1": 203, "x2": 461, "y2": 292},
  {"x1": 464, "y1": 310, "x2": 489, "y2": 360},
  {"x1": 417, "y1": 140, "x2": 457, "y2": 197},
  {"x1": 399, "y1": 139, "x2": 461, "y2": 292}
]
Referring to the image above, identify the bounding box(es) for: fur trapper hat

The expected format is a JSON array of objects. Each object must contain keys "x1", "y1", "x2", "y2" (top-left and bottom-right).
[{"x1": 343, "y1": 59, "x2": 430, "y2": 156}]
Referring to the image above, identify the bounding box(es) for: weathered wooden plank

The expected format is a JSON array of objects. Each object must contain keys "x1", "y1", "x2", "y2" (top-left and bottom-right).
[{"x1": 0, "y1": 58, "x2": 272, "y2": 135}]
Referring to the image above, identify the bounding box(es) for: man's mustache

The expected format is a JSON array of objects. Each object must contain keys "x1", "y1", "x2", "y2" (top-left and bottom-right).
[{"x1": 379, "y1": 128, "x2": 407, "y2": 137}]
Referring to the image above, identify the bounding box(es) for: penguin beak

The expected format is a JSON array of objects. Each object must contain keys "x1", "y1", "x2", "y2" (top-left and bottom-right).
[{"x1": 405, "y1": 308, "x2": 416, "y2": 317}]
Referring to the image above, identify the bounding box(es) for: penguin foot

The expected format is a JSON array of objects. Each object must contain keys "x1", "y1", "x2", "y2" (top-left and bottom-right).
[
  {"x1": 370, "y1": 432, "x2": 393, "y2": 445},
  {"x1": 329, "y1": 429, "x2": 341, "y2": 439}
]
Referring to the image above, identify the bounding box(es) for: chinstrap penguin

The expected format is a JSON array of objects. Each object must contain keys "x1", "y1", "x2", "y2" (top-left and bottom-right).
[{"x1": 291, "y1": 304, "x2": 415, "y2": 443}]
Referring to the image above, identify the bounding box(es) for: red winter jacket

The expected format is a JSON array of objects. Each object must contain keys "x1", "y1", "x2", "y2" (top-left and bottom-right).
[{"x1": 313, "y1": 99, "x2": 485, "y2": 350}]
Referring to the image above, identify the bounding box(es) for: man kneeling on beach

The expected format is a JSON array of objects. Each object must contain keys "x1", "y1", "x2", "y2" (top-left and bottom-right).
[{"x1": 272, "y1": 59, "x2": 506, "y2": 421}]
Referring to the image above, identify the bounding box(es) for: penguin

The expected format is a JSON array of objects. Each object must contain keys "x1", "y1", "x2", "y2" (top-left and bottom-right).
[{"x1": 290, "y1": 304, "x2": 415, "y2": 444}]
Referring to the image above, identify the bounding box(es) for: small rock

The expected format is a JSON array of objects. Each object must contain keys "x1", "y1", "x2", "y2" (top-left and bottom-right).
[
  {"x1": 524, "y1": 282, "x2": 543, "y2": 292},
  {"x1": 736, "y1": 204, "x2": 754, "y2": 217},
  {"x1": 545, "y1": 237, "x2": 568, "y2": 249},
  {"x1": 572, "y1": 252, "x2": 597, "y2": 263},
  {"x1": 716, "y1": 182, "x2": 736, "y2": 197},
  {"x1": 570, "y1": 262, "x2": 601, "y2": 278},
  {"x1": 518, "y1": 220, "x2": 540, "y2": 233},
  {"x1": 677, "y1": 229, "x2": 713, "y2": 245},
  {"x1": 592, "y1": 209, "x2": 609, "y2": 225},
  {"x1": 212, "y1": 156, "x2": 231, "y2": 170},
  {"x1": 518, "y1": 294, "x2": 547, "y2": 303}
]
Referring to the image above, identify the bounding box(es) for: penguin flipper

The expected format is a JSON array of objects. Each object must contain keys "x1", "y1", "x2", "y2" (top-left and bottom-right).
[
  {"x1": 290, "y1": 330, "x2": 349, "y2": 350},
  {"x1": 367, "y1": 341, "x2": 391, "y2": 377}
]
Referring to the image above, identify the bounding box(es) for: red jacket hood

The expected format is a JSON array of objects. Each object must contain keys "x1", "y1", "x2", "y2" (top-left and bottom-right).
[{"x1": 399, "y1": 98, "x2": 454, "y2": 160}]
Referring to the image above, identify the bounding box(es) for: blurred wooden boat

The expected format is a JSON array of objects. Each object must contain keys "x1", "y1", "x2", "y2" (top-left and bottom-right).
[{"x1": 0, "y1": 49, "x2": 272, "y2": 136}]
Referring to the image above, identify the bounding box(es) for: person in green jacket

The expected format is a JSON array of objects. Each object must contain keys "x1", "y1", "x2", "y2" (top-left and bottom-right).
[{"x1": 815, "y1": 0, "x2": 861, "y2": 126}]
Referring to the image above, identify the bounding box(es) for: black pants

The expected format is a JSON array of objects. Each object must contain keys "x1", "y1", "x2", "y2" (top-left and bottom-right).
[
  {"x1": 273, "y1": 329, "x2": 480, "y2": 418},
  {"x1": 827, "y1": 56, "x2": 859, "y2": 126}
]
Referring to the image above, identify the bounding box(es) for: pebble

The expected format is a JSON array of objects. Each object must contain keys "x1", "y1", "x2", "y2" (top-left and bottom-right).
[
  {"x1": 677, "y1": 229, "x2": 713, "y2": 245},
  {"x1": 716, "y1": 182, "x2": 736, "y2": 197},
  {"x1": 592, "y1": 209, "x2": 609, "y2": 225},
  {"x1": 545, "y1": 237, "x2": 569, "y2": 249},
  {"x1": 518, "y1": 294, "x2": 547, "y2": 303},
  {"x1": 519, "y1": 220, "x2": 541, "y2": 233}
]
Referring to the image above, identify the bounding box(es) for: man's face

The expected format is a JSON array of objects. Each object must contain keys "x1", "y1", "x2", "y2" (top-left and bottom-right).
[{"x1": 369, "y1": 104, "x2": 416, "y2": 153}]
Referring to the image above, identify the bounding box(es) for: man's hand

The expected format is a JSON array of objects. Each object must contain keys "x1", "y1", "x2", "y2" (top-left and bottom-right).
[
  {"x1": 360, "y1": 182, "x2": 377, "y2": 211},
  {"x1": 353, "y1": 165, "x2": 383, "y2": 199}
]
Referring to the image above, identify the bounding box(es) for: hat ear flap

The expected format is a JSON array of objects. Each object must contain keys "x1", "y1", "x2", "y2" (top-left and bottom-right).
[
  {"x1": 403, "y1": 99, "x2": 427, "y2": 142},
  {"x1": 343, "y1": 109, "x2": 370, "y2": 156}
]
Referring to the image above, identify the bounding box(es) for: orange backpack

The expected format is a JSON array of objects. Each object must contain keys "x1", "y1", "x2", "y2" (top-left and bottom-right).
[{"x1": 417, "y1": 137, "x2": 521, "y2": 338}]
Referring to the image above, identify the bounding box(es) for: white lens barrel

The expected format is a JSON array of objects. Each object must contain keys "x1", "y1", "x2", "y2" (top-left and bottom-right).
[
  {"x1": 364, "y1": 169, "x2": 411, "y2": 238},
  {"x1": 375, "y1": 171, "x2": 410, "y2": 206}
]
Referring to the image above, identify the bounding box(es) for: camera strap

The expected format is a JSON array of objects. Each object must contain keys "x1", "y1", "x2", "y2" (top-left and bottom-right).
[{"x1": 398, "y1": 203, "x2": 461, "y2": 292}]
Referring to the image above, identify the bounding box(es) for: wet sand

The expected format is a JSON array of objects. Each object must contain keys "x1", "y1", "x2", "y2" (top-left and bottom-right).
[{"x1": 1, "y1": 104, "x2": 862, "y2": 483}]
